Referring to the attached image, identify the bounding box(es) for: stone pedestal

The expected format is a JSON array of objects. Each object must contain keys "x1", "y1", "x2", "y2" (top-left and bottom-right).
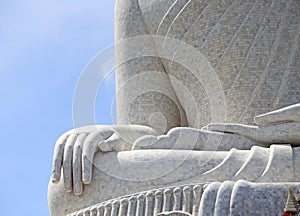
[{"x1": 67, "y1": 181, "x2": 299, "y2": 216}]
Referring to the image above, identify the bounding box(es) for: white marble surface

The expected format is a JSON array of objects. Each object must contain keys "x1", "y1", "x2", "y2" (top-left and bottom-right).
[{"x1": 48, "y1": 0, "x2": 300, "y2": 215}]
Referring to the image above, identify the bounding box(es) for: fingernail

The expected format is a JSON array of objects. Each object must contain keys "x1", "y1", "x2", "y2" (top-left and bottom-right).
[
  {"x1": 51, "y1": 172, "x2": 59, "y2": 183},
  {"x1": 51, "y1": 178, "x2": 58, "y2": 183},
  {"x1": 83, "y1": 171, "x2": 91, "y2": 184}
]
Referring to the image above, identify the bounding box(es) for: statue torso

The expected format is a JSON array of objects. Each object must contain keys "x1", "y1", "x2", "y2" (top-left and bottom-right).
[{"x1": 139, "y1": 0, "x2": 300, "y2": 127}]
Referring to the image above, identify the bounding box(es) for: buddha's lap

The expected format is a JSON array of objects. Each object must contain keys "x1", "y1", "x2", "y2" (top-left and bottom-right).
[{"x1": 48, "y1": 149, "x2": 228, "y2": 215}]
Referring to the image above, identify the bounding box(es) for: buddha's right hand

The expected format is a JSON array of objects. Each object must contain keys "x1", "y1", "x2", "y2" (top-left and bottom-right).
[{"x1": 51, "y1": 125, "x2": 158, "y2": 195}]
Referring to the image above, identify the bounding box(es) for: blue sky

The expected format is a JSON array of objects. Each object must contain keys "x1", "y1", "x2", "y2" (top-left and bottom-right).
[{"x1": 0, "y1": 0, "x2": 116, "y2": 215}]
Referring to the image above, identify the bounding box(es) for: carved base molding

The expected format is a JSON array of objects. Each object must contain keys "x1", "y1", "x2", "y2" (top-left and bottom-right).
[{"x1": 68, "y1": 181, "x2": 300, "y2": 216}]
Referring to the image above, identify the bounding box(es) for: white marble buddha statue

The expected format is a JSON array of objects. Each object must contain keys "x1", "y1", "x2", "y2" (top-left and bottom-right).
[{"x1": 48, "y1": 0, "x2": 300, "y2": 215}]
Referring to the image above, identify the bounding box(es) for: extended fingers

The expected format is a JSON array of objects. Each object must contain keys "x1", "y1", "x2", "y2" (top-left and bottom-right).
[
  {"x1": 73, "y1": 133, "x2": 87, "y2": 195},
  {"x1": 63, "y1": 134, "x2": 77, "y2": 192},
  {"x1": 206, "y1": 123, "x2": 257, "y2": 137},
  {"x1": 52, "y1": 134, "x2": 68, "y2": 183},
  {"x1": 82, "y1": 131, "x2": 112, "y2": 184},
  {"x1": 254, "y1": 103, "x2": 300, "y2": 125}
]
